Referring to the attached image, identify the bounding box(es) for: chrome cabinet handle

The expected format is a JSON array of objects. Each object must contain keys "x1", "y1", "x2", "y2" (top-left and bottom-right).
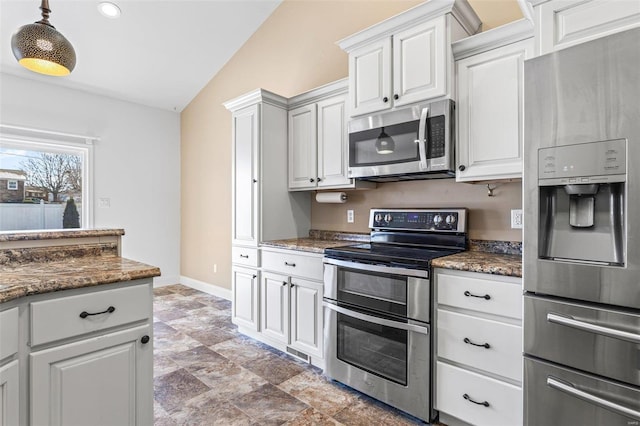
[
  {"x1": 464, "y1": 290, "x2": 491, "y2": 300},
  {"x1": 464, "y1": 337, "x2": 490, "y2": 349},
  {"x1": 79, "y1": 306, "x2": 115, "y2": 319},
  {"x1": 547, "y1": 313, "x2": 640, "y2": 344},
  {"x1": 463, "y1": 394, "x2": 490, "y2": 407},
  {"x1": 547, "y1": 376, "x2": 640, "y2": 419},
  {"x1": 284, "y1": 262, "x2": 296, "y2": 267}
]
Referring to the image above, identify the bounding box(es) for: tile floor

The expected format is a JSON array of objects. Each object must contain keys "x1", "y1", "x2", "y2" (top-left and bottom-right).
[{"x1": 153, "y1": 284, "x2": 427, "y2": 426}]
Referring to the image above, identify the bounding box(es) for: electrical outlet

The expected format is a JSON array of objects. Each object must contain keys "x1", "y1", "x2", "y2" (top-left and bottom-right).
[
  {"x1": 213, "y1": 264, "x2": 217, "y2": 273},
  {"x1": 511, "y1": 209, "x2": 523, "y2": 229},
  {"x1": 98, "y1": 197, "x2": 111, "y2": 208},
  {"x1": 347, "y1": 209, "x2": 354, "y2": 223}
]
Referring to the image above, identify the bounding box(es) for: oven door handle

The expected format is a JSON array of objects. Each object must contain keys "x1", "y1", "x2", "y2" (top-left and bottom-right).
[
  {"x1": 416, "y1": 107, "x2": 429, "y2": 171},
  {"x1": 323, "y1": 302, "x2": 429, "y2": 335},
  {"x1": 323, "y1": 257, "x2": 428, "y2": 279}
]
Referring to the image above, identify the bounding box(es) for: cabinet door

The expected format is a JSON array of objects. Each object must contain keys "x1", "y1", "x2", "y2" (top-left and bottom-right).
[
  {"x1": 317, "y1": 94, "x2": 352, "y2": 188},
  {"x1": 393, "y1": 17, "x2": 446, "y2": 107},
  {"x1": 232, "y1": 265, "x2": 259, "y2": 331},
  {"x1": 289, "y1": 278, "x2": 323, "y2": 358},
  {"x1": 30, "y1": 325, "x2": 153, "y2": 426},
  {"x1": 348, "y1": 38, "x2": 392, "y2": 116},
  {"x1": 456, "y1": 38, "x2": 534, "y2": 182},
  {"x1": 260, "y1": 272, "x2": 289, "y2": 344},
  {"x1": 232, "y1": 104, "x2": 260, "y2": 246},
  {"x1": 288, "y1": 104, "x2": 318, "y2": 190},
  {"x1": 0, "y1": 360, "x2": 19, "y2": 426}
]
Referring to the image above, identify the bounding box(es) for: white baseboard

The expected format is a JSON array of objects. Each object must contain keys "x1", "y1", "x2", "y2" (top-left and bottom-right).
[
  {"x1": 153, "y1": 275, "x2": 180, "y2": 287},
  {"x1": 179, "y1": 275, "x2": 232, "y2": 300}
]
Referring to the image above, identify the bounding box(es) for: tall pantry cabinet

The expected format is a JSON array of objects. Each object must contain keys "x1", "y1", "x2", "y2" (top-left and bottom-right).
[{"x1": 224, "y1": 90, "x2": 310, "y2": 332}]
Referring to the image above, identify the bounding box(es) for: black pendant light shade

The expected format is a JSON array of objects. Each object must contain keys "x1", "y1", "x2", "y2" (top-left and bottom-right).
[
  {"x1": 375, "y1": 127, "x2": 395, "y2": 154},
  {"x1": 11, "y1": 0, "x2": 76, "y2": 76}
]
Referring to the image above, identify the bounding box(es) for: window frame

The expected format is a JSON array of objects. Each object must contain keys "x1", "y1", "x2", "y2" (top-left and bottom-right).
[
  {"x1": 0, "y1": 128, "x2": 95, "y2": 230},
  {"x1": 7, "y1": 180, "x2": 18, "y2": 190}
]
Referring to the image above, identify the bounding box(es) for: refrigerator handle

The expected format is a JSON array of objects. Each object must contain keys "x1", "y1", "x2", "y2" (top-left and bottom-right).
[
  {"x1": 547, "y1": 312, "x2": 640, "y2": 344},
  {"x1": 415, "y1": 107, "x2": 429, "y2": 171},
  {"x1": 547, "y1": 376, "x2": 640, "y2": 420}
]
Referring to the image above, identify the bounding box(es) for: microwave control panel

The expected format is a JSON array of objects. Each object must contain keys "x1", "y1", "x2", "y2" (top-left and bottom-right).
[{"x1": 369, "y1": 209, "x2": 467, "y2": 233}]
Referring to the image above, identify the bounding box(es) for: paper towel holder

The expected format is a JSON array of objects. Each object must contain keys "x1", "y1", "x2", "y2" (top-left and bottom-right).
[{"x1": 315, "y1": 192, "x2": 348, "y2": 203}]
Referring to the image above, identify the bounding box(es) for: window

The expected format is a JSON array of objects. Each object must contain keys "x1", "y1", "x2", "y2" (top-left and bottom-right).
[
  {"x1": 7, "y1": 180, "x2": 18, "y2": 190},
  {"x1": 0, "y1": 125, "x2": 95, "y2": 232}
]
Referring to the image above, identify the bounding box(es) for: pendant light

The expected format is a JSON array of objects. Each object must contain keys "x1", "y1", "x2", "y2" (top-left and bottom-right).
[
  {"x1": 375, "y1": 127, "x2": 395, "y2": 154},
  {"x1": 11, "y1": 0, "x2": 76, "y2": 77}
]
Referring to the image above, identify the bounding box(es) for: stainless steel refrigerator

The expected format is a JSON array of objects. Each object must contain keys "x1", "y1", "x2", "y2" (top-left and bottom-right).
[{"x1": 523, "y1": 28, "x2": 640, "y2": 425}]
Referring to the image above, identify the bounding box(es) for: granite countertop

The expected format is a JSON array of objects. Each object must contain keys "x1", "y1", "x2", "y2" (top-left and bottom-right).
[
  {"x1": 261, "y1": 230, "x2": 369, "y2": 254},
  {"x1": 431, "y1": 251, "x2": 522, "y2": 278},
  {"x1": 0, "y1": 254, "x2": 161, "y2": 304},
  {"x1": 0, "y1": 228, "x2": 125, "y2": 242}
]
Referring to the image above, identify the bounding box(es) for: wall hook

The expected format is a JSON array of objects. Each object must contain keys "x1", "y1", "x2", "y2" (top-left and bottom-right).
[{"x1": 487, "y1": 184, "x2": 496, "y2": 197}]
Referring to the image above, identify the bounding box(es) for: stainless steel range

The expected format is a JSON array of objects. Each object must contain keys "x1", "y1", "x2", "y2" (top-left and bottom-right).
[{"x1": 323, "y1": 208, "x2": 467, "y2": 422}]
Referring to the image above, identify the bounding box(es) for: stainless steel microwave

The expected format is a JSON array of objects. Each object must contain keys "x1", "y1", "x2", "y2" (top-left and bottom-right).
[{"x1": 347, "y1": 99, "x2": 455, "y2": 182}]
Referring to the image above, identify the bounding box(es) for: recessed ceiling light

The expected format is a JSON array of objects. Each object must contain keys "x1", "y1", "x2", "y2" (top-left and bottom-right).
[{"x1": 98, "y1": 2, "x2": 121, "y2": 19}]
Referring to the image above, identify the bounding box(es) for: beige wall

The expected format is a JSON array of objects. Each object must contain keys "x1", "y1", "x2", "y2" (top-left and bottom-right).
[{"x1": 181, "y1": 0, "x2": 524, "y2": 290}]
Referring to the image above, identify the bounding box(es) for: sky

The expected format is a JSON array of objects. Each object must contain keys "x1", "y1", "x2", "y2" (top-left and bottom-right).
[{"x1": 0, "y1": 147, "x2": 42, "y2": 171}]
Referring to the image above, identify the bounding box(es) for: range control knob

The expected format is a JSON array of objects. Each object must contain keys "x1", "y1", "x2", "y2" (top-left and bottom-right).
[
  {"x1": 384, "y1": 214, "x2": 393, "y2": 223},
  {"x1": 445, "y1": 215, "x2": 457, "y2": 225},
  {"x1": 433, "y1": 215, "x2": 443, "y2": 225},
  {"x1": 375, "y1": 213, "x2": 383, "y2": 223}
]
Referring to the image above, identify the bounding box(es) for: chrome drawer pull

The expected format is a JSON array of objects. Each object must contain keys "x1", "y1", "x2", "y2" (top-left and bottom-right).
[
  {"x1": 547, "y1": 376, "x2": 640, "y2": 420},
  {"x1": 464, "y1": 337, "x2": 490, "y2": 349},
  {"x1": 547, "y1": 313, "x2": 640, "y2": 344},
  {"x1": 79, "y1": 306, "x2": 115, "y2": 319},
  {"x1": 284, "y1": 262, "x2": 296, "y2": 267},
  {"x1": 463, "y1": 393, "x2": 490, "y2": 407},
  {"x1": 464, "y1": 290, "x2": 491, "y2": 300}
]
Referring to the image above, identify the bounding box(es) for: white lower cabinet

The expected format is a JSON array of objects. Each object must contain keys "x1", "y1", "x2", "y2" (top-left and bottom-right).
[
  {"x1": 232, "y1": 265, "x2": 260, "y2": 331},
  {"x1": 249, "y1": 248, "x2": 324, "y2": 364},
  {"x1": 0, "y1": 360, "x2": 19, "y2": 426},
  {"x1": 30, "y1": 324, "x2": 152, "y2": 426},
  {"x1": 434, "y1": 268, "x2": 522, "y2": 426}
]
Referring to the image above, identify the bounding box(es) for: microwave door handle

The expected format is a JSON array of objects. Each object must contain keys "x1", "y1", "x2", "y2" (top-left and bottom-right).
[{"x1": 416, "y1": 107, "x2": 429, "y2": 171}]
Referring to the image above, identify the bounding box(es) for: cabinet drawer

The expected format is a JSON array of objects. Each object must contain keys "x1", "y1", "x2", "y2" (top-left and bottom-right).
[
  {"x1": 436, "y1": 271, "x2": 522, "y2": 319},
  {"x1": 437, "y1": 309, "x2": 522, "y2": 382},
  {"x1": 31, "y1": 283, "x2": 151, "y2": 346},
  {"x1": 0, "y1": 308, "x2": 19, "y2": 359},
  {"x1": 436, "y1": 361, "x2": 522, "y2": 426},
  {"x1": 232, "y1": 246, "x2": 260, "y2": 267},
  {"x1": 262, "y1": 250, "x2": 323, "y2": 281}
]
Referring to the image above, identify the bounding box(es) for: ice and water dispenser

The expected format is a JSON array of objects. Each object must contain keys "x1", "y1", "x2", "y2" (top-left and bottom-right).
[{"x1": 537, "y1": 139, "x2": 626, "y2": 266}]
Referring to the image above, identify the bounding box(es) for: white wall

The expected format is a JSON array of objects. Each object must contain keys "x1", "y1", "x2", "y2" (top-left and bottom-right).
[{"x1": 0, "y1": 73, "x2": 180, "y2": 285}]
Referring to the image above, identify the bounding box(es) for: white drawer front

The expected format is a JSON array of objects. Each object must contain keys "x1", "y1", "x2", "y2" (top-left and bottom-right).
[
  {"x1": 31, "y1": 283, "x2": 151, "y2": 346},
  {"x1": 436, "y1": 271, "x2": 522, "y2": 319},
  {"x1": 262, "y1": 250, "x2": 323, "y2": 281},
  {"x1": 437, "y1": 309, "x2": 522, "y2": 382},
  {"x1": 436, "y1": 361, "x2": 522, "y2": 426},
  {"x1": 0, "y1": 308, "x2": 19, "y2": 359},
  {"x1": 232, "y1": 246, "x2": 260, "y2": 267}
]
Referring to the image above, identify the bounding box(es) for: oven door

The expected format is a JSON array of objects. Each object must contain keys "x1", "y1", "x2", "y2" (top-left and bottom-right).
[
  {"x1": 323, "y1": 258, "x2": 429, "y2": 323},
  {"x1": 323, "y1": 300, "x2": 431, "y2": 422}
]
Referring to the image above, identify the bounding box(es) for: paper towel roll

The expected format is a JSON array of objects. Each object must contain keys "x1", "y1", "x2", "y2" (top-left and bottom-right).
[{"x1": 315, "y1": 192, "x2": 347, "y2": 203}]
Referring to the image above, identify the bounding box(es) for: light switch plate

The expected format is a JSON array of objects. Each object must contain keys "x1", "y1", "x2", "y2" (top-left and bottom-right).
[{"x1": 347, "y1": 209, "x2": 354, "y2": 223}]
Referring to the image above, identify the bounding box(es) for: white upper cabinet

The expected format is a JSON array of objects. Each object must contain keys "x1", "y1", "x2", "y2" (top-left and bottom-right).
[
  {"x1": 338, "y1": 0, "x2": 481, "y2": 117},
  {"x1": 225, "y1": 90, "x2": 311, "y2": 245},
  {"x1": 287, "y1": 80, "x2": 375, "y2": 191},
  {"x1": 529, "y1": 0, "x2": 640, "y2": 55},
  {"x1": 454, "y1": 19, "x2": 534, "y2": 182}
]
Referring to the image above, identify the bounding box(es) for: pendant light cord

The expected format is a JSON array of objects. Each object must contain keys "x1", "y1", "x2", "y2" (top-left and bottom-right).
[{"x1": 36, "y1": 0, "x2": 54, "y2": 28}]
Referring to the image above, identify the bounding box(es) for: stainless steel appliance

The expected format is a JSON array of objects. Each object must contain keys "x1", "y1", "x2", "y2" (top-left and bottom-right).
[
  {"x1": 523, "y1": 28, "x2": 640, "y2": 425},
  {"x1": 347, "y1": 99, "x2": 455, "y2": 181},
  {"x1": 323, "y1": 208, "x2": 467, "y2": 422}
]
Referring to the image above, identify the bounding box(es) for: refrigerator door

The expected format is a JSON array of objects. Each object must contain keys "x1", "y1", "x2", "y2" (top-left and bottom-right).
[{"x1": 524, "y1": 357, "x2": 640, "y2": 425}]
